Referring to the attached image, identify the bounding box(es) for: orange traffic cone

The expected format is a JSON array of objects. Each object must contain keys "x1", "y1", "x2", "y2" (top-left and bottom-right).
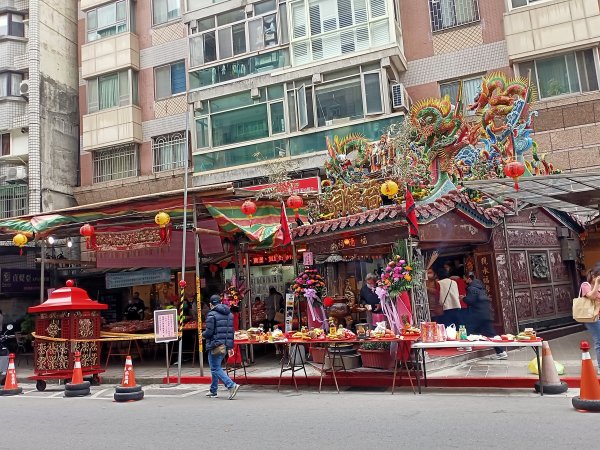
[
  {"x1": 534, "y1": 341, "x2": 568, "y2": 394},
  {"x1": 0, "y1": 353, "x2": 23, "y2": 396},
  {"x1": 114, "y1": 355, "x2": 144, "y2": 402},
  {"x1": 64, "y1": 351, "x2": 91, "y2": 397},
  {"x1": 572, "y1": 340, "x2": 600, "y2": 411}
]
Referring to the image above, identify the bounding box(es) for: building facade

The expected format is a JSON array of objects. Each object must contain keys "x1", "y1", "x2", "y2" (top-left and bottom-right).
[{"x1": 74, "y1": 0, "x2": 600, "y2": 201}]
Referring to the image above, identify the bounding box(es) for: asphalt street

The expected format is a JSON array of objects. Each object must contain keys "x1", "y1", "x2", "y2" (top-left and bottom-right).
[{"x1": 1, "y1": 384, "x2": 596, "y2": 449}]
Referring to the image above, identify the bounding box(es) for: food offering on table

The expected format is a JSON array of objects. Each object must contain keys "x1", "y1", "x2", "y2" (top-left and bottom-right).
[
  {"x1": 491, "y1": 334, "x2": 515, "y2": 342},
  {"x1": 271, "y1": 327, "x2": 286, "y2": 342},
  {"x1": 246, "y1": 327, "x2": 265, "y2": 342},
  {"x1": 370, "y1": 321, "x2": 396, "y2": 339},
  {"x1": 103, "y1": 320, "x2": 154, "y2": 333},
  {"x1": 326, "y1": 325, "x2": 356, "y2": 340},
  {"x1": 291, "y1": 327, "x2": 326, "y2": 341},
  {"x1": 356, "y1": 323, "x2": 370, "y2": 340},
  {"x1": 466, "y1": 334, "x2": 489, "y2": 341},
  {"x1": 516, "y1": 328, "x2": 538, "y2": 341},
  {"x1": 235, "y1": 330, "x2": 249, "y2": 341},
  {"x1": 400, "y1": 315, "x2": 420, "y2": 336}
]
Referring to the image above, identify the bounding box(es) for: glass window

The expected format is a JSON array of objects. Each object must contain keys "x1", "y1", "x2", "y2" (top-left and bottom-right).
[
  {"x1": 153, "y1": 0, "x2": 180, "y2": 26},
  {"x1": 211, "y1": 104, "x2": 269, "y2": 146},
  {"x1": 87, "y1": 0, "x2": 129, "y2": 42},
  {"x1": 0, "y1": 13, "x2": 24, "y2": 37},
  {"x1": 218, "y1": 27, "x2": 233, "y2": 59},
  {"x1": 522, "y1": 49, "x2": 599, "y2": 99},
  {"x1": 270, "y1": 101, "x2": 285, "y2": 134},
  {"x1": 510, "y1": 0, "x2": 547, "y2": 8},
  {"x1": 99, "y1": 73, "x2": 119, "y2": 110},
  {"x1": 0, "y1": 72, "x2": 23, "y2": 96},
  {"x1": 439, "y1": 76, "x2": 481, "y2": 115},
  {"x1": 428, "y1": 0, "x2": 479, "y2": 32},
  {"x1": 255, "y1": 0, "x2": 277, "y2": 15},
  {"x1": 1, "y1": 133, "x2": 10, "y2": 156},
  {"x1": 217, "y1": 8, "x2": 244, "y2": 26},
  {"x1": 267, "y1": 84, "x2": 284, "y2": 100},
  {"x1": 196, "y1": 117, "x2": 209, "y2": 149},
  {"x1": 155, "y1": 61, "x2": 185, "y2": 100},
  {"x1": 153, "y1": 132, "x2": 187, "y2": 172},
  {"x1": 88, "y1": 70, "x2": 135, "y2": 112},
  {"x1": 364, "y1": 72, "x2": 382, "y2": 114},
  {"x1": 93, "y1": 145, "x2": 138, "y2": 183},
  {"x1": 232, "y1": 23, "x2": 246, "y2": 55},
  {"x1": 297, "y1": 85, "x2": 308, "y2": 130},
  {"x1": 315, "y1": 78, "x2": 364, "y2": 126},
  {"x1": 0, "y1": 15, "x2": 7, "y2": 36}
]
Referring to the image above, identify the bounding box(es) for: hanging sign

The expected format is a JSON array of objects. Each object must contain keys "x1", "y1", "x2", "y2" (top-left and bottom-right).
[
  {"x1": 303, "y1": 251, "x2": 314, "y2": 266},
  {"x1": 154, "y1": 309, "x2": 179, "y2": 343},
  {"x1": 106, "y1": 268, "x2": 171, "y2": 289},
  {"x1": 284, "y1": 293, "x2": 295, "y2": 333}
]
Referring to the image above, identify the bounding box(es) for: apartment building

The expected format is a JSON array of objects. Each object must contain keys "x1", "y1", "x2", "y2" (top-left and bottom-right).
[
  {"x1": 74, "y1": 0, "x2": 600, "y2": 201},
  {"x1": 0, "y1": 0, "x2": 79, "y2": 218}
]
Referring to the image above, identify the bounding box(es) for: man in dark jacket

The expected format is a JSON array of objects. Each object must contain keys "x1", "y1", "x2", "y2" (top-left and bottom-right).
[
  {"x1": 464, "y1": 273, "x2": 507, "y2": 360},
  {"x1": 202, "y1": 295, "x2": 240, "y2": 399}
]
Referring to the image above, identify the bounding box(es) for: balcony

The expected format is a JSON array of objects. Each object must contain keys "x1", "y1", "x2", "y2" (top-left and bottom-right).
[
  {"x1": 504, "y1": 0, "x2": 600, "y2": 61},
  {"x1": 82, "y1": 105, "x2": 142, "y2": 151},
  {"x1": 81, "y1": 32, "x2": 139, "y2": 79}
]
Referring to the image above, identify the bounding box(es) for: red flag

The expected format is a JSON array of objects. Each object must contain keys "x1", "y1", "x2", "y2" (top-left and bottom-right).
[
  {"x1": 405, "y1": 188, "x2": 418, "y2": 237},
  {"x1": 280, "y1": 202, "x2": 292, "y2": 245}
]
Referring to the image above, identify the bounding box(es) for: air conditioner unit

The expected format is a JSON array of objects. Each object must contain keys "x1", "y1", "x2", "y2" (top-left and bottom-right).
[
  {"x1": 250, "y1": 87, "x2": 260, "y2": 99},
  {"x1": 6, "y1": 166, "x2": 28, "y2": 183},
  {"x1": 391, "y1": 83, "x2": 410, "y2": 111},
  {"x1": 20, "y1": 80, "x2": 30, "y2": 97}
]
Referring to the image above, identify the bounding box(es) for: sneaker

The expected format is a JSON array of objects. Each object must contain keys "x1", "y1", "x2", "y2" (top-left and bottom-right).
[
  {"x1": 206, "y1": 392, "x2": 217, "y2": 398},
  {"x1": 228, "y1": 384, "x2": 240, "y2": 400},
  {"x1": 492, "y1": 351, "x2": 508, "y2": 360}
]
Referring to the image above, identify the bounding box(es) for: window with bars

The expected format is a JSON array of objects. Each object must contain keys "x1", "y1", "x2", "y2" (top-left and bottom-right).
[
  {"x1": 290, "y1": 0, "x2": 391, "y2": 66},
  {"x1": 428, "y1": 0, "x2": 479, "y2": 32},
  {"x1": 152, "y1": 132, "x2": 187, "y2": 172},
  {"x1": 92, "y1": 145, "x2": 138, "y2": 183},
  {"x1": 439, "y1": 76, "x2": 482, "y2": 115},
  {"x1": 0, "y1": 184, "x2": 27, "y2": 219}
]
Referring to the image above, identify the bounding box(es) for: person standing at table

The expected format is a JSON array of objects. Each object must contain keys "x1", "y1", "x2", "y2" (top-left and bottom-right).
[
  {"x1": 203, "y1": 295, "x2": 240, "y2": 399},
  {"x1": 435, "y1": 268, "x2": 461, "y2": 327},
  {"x1": 266, "y1": 286, "x2": 284, "y2": 330},
  {"x1": 464, "y1": 273, "x2": 507, "y2": 360},
  {"x1": 360, "y1": 273, "x2": 384, "y2": 326},
  {"x1": 579, "y1": 266, "x2": 600, "y2": 373}
]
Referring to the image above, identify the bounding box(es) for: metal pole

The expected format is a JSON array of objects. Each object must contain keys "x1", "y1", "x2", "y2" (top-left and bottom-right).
[
  {"x1": 40, "y1": 241, "x2": 45, "y2": 304},
  {"x1": 245, "y1": 250, "x2": 253, "y2": 363},
  {"x1": 177, "y1": 99, "x2": 191, "y2": 384},
  {"x1": 193, "y1": 202, "x2": 204, "y2": 376}
]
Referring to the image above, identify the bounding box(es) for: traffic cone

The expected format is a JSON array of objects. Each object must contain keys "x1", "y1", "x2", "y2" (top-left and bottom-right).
[
  {"x1": 0, "y1": 353, "x2": 23, "y2": 396},
  {"x1": 572, "y1": 341, "x2": 600, "y2": 412},
  {"x1": 534, "y1": 341, "x2": 568, "y2": 394},
  {"x1": 64, "y1": 351, "x2": 90, "y2": 397},
  {"x1": 114, "y1": 355, "x2": 144, "y2": 402}
]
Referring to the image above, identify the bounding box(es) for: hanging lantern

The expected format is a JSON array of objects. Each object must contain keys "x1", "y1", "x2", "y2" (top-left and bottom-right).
[
  {"x1": 12, "y1": 233, "x2": 28, "y2": 256},
  {"x1": 209, "y1": 264, "x2": 219, "y2": 278},
  {"x1": 219, "y1": 260, "x2": 229, "y2": 269},
  {"x1": 286, "y1": 194, "x2": 303, "y2": 220},
  {"x1": 241, "y1": 200, "x2": 257, "y2": 219},
  {"x1": 380, "y1": 180, "x2": 399, "y2": 198},
  {"x1": 155, "y1": 211, "x2": 171, "y2": 241},
  {"x1": 179, "y1": 280, "x2": 187, "y2": 289},
  {"x1": 503, "y1": 160, "x2": 526, "y2": 191},
  {"x1": 79, "y1": 223, "x2": 95, "y2": 250}
]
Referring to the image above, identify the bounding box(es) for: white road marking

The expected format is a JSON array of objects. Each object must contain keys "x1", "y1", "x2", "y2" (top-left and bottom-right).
[{"x1": 90, "y1": 388, "x2": 109, "y2": 399}]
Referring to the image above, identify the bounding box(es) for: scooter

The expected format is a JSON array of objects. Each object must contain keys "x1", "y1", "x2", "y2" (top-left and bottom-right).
[{"x1": 0, "y1": 324, "x2": 16, "y2": 386}]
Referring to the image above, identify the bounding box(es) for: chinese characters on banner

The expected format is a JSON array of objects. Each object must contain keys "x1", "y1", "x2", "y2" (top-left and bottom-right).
[
  {"x1": 154, "y1": 309, "x2": 178, "y2": 343},
  {"x1": 476, "y1": 253, "x2": 498, "y2": 311}
]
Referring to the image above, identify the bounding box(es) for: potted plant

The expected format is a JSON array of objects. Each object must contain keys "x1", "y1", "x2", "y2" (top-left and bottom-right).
[{"x1": 358, "y1": 341, "x2": 394, "y2": 370}]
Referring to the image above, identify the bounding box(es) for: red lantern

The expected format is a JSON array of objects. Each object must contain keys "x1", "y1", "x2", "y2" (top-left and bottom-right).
[
  {"x1": 323, "y1": 296, "x2": 334, "y2": 308},
  {"x1": 179, "y1": 280, "x2": 187, "y2": 289},
  {"x1": 286, "y1": 194, "x2": 303, "y2": 220},
  {"x1": 503, "y1": 160, "x2": 526, "y2": 191},
  {"x1": 241, "y1": 200, "x2": 257, "y2": 219},
  {"x1": 219, "y1": 260, "x2": 229, "y2": 269},
  {"x1": 209, "y1": 264, "x2": 218, "y2": 278},
  {"x1": 79, "y1": 223, "x2": 95, "y2": 249}
]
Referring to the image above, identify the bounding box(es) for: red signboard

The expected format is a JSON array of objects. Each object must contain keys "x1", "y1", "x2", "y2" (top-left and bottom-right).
[{"x1": 245, "y1": 176, "x2": 320, "y2": 194}]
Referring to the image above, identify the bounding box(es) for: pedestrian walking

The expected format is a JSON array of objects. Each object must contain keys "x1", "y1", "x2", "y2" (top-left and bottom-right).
[
  {"x1": 579, "y1": 267, "x2": 600, "y2": 374},
  {"x1": 203, "y1": 295, "x2": 240, "y2": 399},
  {"x1": 464, "y1": 273, "x2": 507, "y2": 360}
]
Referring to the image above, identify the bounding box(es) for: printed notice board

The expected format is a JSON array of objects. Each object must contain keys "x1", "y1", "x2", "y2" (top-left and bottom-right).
[{"x1": 154, "y1": 309, "x2": 178, "y2": 343}]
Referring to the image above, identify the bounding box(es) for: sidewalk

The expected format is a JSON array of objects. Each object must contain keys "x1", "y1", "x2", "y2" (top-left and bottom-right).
[{"x1": 13, "y1": 331, "x2": 596, "y2": 389}]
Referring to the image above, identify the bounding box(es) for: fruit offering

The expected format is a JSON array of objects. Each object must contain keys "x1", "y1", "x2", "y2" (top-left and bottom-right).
[{"x1": 516, "y1": 328, "x2": 537, "y2": 341}]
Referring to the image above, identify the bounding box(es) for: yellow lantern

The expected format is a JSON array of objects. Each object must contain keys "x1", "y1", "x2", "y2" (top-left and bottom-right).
[
  {"x1": 380, "y1": 180, "x2": 399, "y2": 198},
  {"x1": 13, "y1": 233, "x2": 28, "y2": 256},
  {"x1": 155, "y1": 211, "x2": 171, "y2": 228}
]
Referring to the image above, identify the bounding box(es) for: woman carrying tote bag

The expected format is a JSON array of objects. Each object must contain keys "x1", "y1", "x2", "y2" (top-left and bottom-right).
[{"x1": 579, "y1": 267, "x2": 600, "y2": 374}]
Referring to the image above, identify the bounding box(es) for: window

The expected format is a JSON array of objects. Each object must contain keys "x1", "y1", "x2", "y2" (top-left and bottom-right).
[
  {"x1": 88, "y1": 70, "x2": 138, "y2": 113},
  {"x1": 509, "y1": 0, "x2": 547, "y2": 8},
  {"x1": 0, "y1": 13, "x2": 25, "y2": 37},
  {"x1": 315, "y1": 78, "x2": 364, "y2": 126},
  {"x1": 87, "y1": 0, "x2": 130, "y2": 42},
  {"x1": 189, "y1": 0, "x2": 282, "y2": 68},
  {"x1": 290, "y1": 0, "x2": 391, "y2": 65},
  {"x1": 428, "y1": 0, "x2": 479, "y2": 32},
  {"x1": 153, "y1": 132, "x2": 187, "y2": 172},
  {"x1": 1, "y1": 133, "x2": 10, "y2": 156},
  {"x1": 518, "y1": 49, "x2": 599, "y2": 100},
  {"x1": 93, "y1": 145, "x2": 138, "y2": 183},
  {"x1": 0, "y1": 72, "x2": 23, "y2": 97},
  {"x1": 155, "y1": 61, "x2": 186, "y2": 99},
  {"x1": 194, "y1": 86, "x2": 285, "y2": 149},
  {"x1": 439, "y1": 76, "x2": 482, "y2": 115},
  {"x1": 152, "y1": 0, "x2": 180, "y2": 25},
  {"x1": 0, "y1": 184, "x2": 27, "y2": 219}
]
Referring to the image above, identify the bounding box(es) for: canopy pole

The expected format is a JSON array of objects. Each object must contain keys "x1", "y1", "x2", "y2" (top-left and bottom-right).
[
  {"x1": 193, "y1": 201, "x2": 204, "y2": 376},
  {"x1": 39, "y1": 240, "x2": 45, "y2": 304},
  {"x1": 502, "y1": 217, "x2": 519, "y2": 331}
]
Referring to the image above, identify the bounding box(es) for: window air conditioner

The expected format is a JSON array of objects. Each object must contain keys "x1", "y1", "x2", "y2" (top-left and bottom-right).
[
  {"x1": 391, "y1": 83, "x2": 410, "y2": 111},
  {"x1": 6, "y1": 166, "x2": 28, "y2": 183}
]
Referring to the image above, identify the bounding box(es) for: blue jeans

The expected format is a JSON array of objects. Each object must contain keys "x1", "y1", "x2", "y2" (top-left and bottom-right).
[
  {"x1": 208, "y1": 350, "x2": 235, "y2": 394},
  {"x1": 585, "y1": 321, "x2": 600, "y2": 363}
]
